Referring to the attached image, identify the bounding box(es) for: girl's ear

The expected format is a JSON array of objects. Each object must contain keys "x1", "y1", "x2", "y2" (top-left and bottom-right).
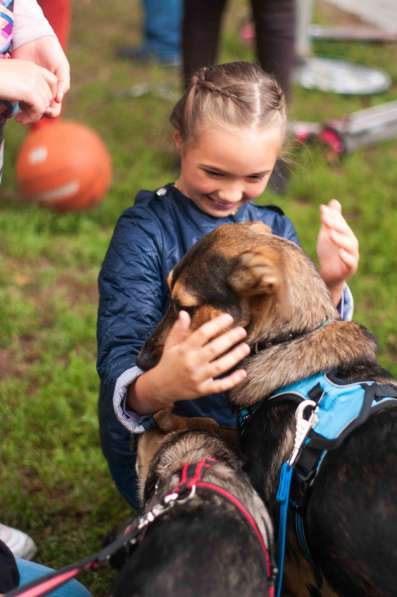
[{"x1": 173, "y1": 130, "x2": 183, "y2": 151}]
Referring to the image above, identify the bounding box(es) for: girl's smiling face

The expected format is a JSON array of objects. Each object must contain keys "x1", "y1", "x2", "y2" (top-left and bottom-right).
[{"x1": 174, "y1": 124, "x2": 283, "y2": 217}]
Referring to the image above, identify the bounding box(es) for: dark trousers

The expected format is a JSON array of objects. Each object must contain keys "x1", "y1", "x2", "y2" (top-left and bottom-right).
[{"x1": 182, "y1": 0, "x2": 295, "y2": 99}]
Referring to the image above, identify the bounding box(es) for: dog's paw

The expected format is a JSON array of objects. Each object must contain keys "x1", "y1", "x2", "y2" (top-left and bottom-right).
[{"x1": 229, "y1": 249, "x2": 282, "y2": 297}]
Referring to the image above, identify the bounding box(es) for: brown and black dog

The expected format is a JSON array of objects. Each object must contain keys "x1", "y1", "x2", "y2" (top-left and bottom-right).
[
  {"x1": 137, "y1": 222, "x2": 397, "y2": 597},
  {"x1": 113, "y1": 430, "x2": 275, "y2": 597}
]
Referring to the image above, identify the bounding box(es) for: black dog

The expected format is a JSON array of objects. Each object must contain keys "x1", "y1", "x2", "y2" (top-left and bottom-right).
[{"x1": 113, "y1": 430, "x2": 275, "y2": 597}]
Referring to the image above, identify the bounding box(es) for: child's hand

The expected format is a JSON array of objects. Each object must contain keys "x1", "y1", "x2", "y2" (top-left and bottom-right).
[
  {"x1": 0, "y1": 59, "x2": 57, "y2": 124},
  {"x1": 130, "y1": 312, "x2": 250, "y2": 413},
  {"x1": 12, "y1": 35, "x2": 70, "y2": 116},
  {"x1": 316, "y1": 199, "x2": 359, "y2": 305}
]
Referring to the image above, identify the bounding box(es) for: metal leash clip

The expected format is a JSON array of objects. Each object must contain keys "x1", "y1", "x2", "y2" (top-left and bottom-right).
[
  {"x1": 137, "y1": 499, "x2": 176, "y2": 531},
  {"x1": 288, "y1": 399, "x2": 318, "y2": 466},
  {"x1": 162, "y1": 484, "x2": 197, "y2": 506}
]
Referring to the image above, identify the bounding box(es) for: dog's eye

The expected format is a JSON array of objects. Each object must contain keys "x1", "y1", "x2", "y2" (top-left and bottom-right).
[
  {"x1": 180, "y1": 305, "x2": 197, "y2": 317},
  {"x1": 172, "y1": 301, "x2": 197, "y2": 317}
]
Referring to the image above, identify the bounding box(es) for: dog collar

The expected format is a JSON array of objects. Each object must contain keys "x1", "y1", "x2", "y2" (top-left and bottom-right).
[
  {"x1": 159, "y1": 457, "x2": 277, "y2": 591},
  {"x1": 251, "y1": 318, "x2": 332, "y2": 354}
]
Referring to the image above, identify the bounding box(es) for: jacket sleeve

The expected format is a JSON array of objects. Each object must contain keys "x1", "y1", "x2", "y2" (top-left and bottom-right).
[
  {"x1": 339, "y1": 285, "x2": 354, "y2": 321},
  {"x1": 264, "y1": 208, "x2": 300, "y2": 246},
  {"x1": 97, "y1": 208, "x2": 166, "y2": 431},
  {"x1": 277, "y1": 213, "x2": 300, "y2": 246}
]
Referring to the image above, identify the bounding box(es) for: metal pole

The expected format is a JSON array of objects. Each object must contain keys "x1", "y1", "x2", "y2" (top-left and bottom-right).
[{"x1": 295, "y1": 0, "x2": 313, "y2": 59}]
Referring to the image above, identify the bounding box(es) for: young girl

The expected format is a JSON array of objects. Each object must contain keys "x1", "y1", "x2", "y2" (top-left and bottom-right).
[{"x1": 97, "y1": 61, "x2": 359, "y2": 509}]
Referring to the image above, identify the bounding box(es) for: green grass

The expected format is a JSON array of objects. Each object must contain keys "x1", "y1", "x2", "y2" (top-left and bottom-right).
[{"x1": 0, "y1": 1, "x2": 396, "y2": 594}]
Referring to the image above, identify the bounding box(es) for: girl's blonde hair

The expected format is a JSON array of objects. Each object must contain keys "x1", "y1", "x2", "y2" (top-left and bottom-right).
[{"x1": 170, "y1": 61, "x2": 286, "y2": 143}]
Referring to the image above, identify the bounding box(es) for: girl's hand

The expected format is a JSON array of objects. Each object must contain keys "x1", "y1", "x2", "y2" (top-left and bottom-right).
[
  {"x1": 129, "y1": 312, "x2": 250, "y2": 414},
  {"x1": 0, "y1": 59, "x2": 57, "y2": 124},
  {"x1": 316, "y1": 199, "x2": 359, "y2": 305}
]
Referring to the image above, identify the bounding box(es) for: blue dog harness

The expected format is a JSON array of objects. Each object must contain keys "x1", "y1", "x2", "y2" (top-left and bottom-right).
[{"x1": 241, "y1": 372, "x2": 397, "y2": 597}]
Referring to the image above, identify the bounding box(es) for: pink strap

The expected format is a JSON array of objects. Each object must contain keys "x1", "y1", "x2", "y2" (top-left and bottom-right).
[
  {"x1": 197, "y1": 480, "x2": 273, "y2": 591},
  {"x1": 12, "y1": 568, "x2": 80, "y2": 597}
]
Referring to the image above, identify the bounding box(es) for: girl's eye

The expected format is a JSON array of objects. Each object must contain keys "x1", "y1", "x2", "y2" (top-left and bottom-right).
[
  {"x1": 204, "y1": 170, "x2": 224, "y2": 178},
  {"x1": 247, "y1": 174, "x2": 265, "y2": 182}
]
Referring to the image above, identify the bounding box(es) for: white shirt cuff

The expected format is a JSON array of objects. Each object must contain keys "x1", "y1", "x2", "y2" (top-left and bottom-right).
[
  {"x1": 113, "y1": 366, "x2": 151, "y2": 434},
  {"x1": 339, "y1": 284, "x2": 354, "y2": 321}
]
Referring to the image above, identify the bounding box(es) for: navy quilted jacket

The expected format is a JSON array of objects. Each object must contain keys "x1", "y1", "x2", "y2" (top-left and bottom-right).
[{"x1": 97, "y1": 184, "x2": 299, "y2": 508}]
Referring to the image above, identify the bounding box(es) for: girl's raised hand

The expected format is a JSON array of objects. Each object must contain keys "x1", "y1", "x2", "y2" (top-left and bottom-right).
[
  {"x1": 316, "y1": 199, "x2": 359, "y2": 305},
  {"x1": 131, "y1": 311, "x2": 250, "y2": 413}
]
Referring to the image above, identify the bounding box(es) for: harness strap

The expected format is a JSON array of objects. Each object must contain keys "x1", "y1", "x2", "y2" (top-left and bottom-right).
[
  {"x1": 175, "y1": 457, "x2": 275, "y2": 591},
  {"x1": 179, "y1": 456, "x2": 216, "y2": 488},
  {"x1": 198, "y1": 479, "x2": 275, "y2": 592},
  {"x1": 275, "y1": 462, "x2": 293, "y2": 597},
  {"x1": 274, "y1": 376, "x2": 397, "y2": 596}
]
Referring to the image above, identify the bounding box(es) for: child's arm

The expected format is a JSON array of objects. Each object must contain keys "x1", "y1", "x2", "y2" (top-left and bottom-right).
[
  {"x1": 0, "y1": 59, "x2": 57, "y2": 124},
  {"x1": 316, "y1": 199, "x2": 359, "y2": 307},
  {"x1": 128, "y1": 310, "x2": 249, "y2": 415},
  {"x1": 98, "y1": 208, "x2": 250, "y2": 431},
  {"x1": 12, "y1": 0, "x2": 70, "y2": 110}
]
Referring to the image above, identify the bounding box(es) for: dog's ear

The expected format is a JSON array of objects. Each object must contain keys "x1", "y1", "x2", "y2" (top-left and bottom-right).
[
  {"x1": 245, "y1": 221, "x2": 272, "y2": 235},
  {"x1": 228, "y1": 248, "x2": 282, "y2": 297},
  {"x1": 166, "y1": 269, "x2": 174, "y2": 288}
]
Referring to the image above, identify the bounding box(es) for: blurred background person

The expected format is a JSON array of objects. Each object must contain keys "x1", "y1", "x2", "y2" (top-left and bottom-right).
[
  {"x1": 0, "y1": 524, "x2": 36, "y2": 561},
  {"x1": 37, "y1": 0, "x2": 70, "y2": 50},
  {"x1": 182, "y1": 0, "x2": 295, "y2": 98},
  {"x1": 0, "y1": 534, "x2": 90, "y2": 596},
  {"x1": 117, "y1": 0, "x2": 182, "y2": 67}
]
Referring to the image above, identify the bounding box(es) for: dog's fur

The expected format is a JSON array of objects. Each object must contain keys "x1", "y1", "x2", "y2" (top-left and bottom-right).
[
  {"x1": 113, "y1": 430, "x2": 274, "y2": 597},
  {"x1": 138, "y1": 222, "x2": 397, "y2": 597}
]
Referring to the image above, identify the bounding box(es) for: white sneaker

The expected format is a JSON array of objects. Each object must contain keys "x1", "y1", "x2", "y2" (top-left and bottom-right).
[{"x1": 0, "y1": 523, "x2": 37, "y2": 560}]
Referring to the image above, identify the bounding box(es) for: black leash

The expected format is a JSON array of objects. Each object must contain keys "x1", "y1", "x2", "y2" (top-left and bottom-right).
[{"x1": 6, "y1": 503, "x2": 174, "y2": 597}]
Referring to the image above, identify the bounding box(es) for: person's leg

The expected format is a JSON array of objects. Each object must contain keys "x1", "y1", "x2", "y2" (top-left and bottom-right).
[
  {"x1": 251, "y1": 0, "x2": 295, "y2": 100},
  {"x1": 16, "y1": 559, "x2": 91, "y2": 596},
  {"x1": 118, "y1": 0, "x2": 181, "y2": 65},
  {"x1": 143, "y1": 0, "x2": 181, "y2": 61},
  {"x1": 251, "y1": 0, "x2": 295, "y2": 194},
  {"x1": 182, "y1": 0, "x2": 228, "y2": 87}
]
